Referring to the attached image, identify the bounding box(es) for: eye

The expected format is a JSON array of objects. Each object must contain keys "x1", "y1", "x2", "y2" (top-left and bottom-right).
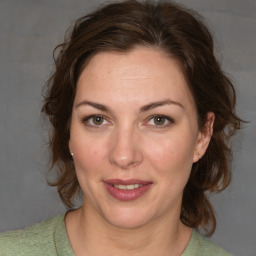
[
  {"x1": 147, "y1": 115, "x2": 174, "y2": 127},
  {"x1": 92, "y1": 116, "x2": 105, "y2": 125},
  {"x1": 81, "y1": 115, "x2": 109, "y2": 127}
]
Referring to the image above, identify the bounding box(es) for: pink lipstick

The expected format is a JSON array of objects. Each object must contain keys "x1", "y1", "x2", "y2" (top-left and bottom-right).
[{"x1": 104, "y1": 179, "x2": 153, "y2": 201}]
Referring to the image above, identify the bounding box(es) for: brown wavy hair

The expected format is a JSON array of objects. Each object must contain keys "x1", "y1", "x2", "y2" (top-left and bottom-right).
[{"x1": 42, "y1": 0, "x2": 243, "y2": 235}]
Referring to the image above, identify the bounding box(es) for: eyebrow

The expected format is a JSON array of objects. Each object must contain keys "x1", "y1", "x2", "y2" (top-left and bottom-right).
[
  {"x1": 139, "y1": 99, "x2": 184, "y2": 112},
  {"x1": 75, "y1": 100, "x2": 112, "y2": 113},
  {"x1": 75, "y1": 99, "x2": 184, "y2": 113}
]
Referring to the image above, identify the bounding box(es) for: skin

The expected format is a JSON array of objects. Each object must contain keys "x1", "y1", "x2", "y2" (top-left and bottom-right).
[{"x1": 66, "y1": 47, "x2": 214, "y2": 256}]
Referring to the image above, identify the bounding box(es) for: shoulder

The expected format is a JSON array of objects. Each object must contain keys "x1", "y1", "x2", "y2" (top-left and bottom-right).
[
  {"x1": 183, "y1": 230, "x2": 233, "y2": 256},
  {"x1": 0, "y1": 215, "x2": 64, "y2": 256}
]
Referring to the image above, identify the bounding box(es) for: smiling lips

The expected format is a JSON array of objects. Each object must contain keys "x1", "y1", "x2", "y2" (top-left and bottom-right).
[
  {"x1": 104, "y1": 179, "x2": 153, "y2": 201},
  {"x1": 113, "y1": 184, "x2": 143, "y2": 190}
]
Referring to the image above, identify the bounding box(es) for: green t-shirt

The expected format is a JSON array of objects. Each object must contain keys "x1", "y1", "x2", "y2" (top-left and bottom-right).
[{"x1": 0, "y1": 214, "x2": 232, "y2": 255}]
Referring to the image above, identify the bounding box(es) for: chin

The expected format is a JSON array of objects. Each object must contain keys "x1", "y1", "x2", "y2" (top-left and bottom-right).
[{"x1": 101, "y1": 207, "x2": 154, "y2": 230}]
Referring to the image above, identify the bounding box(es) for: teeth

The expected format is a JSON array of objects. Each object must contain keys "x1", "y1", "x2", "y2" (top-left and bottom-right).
[
  {"x1": 134, "y1": 184, "x2": 140, "y2": 189},
  {"x1": 113, "y1": 184, "x2": 143, "y2": 190},
  {"x1": 126, "y1": 184, "x2": 136, "y2": 190}
]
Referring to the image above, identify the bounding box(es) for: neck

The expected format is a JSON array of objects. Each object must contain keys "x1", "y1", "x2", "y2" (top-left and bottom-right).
[{"x1": 65, "y1": 206, "x2": 192, "y2": 256}]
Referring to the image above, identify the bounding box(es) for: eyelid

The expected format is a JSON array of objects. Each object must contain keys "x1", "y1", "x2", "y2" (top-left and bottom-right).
[
  {"x1": 146, "y1": 115, "x2": 174, "y2": 128},
  {"x1": 80, "y1": 114, "x2": 174, "y2": 128},
  {"x1": 81, "y1": 114, "x2": 111, "y2": 127}
]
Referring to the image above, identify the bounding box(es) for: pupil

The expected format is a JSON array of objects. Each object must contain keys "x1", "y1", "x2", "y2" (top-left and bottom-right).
[
  {"x1": 93, "y1": 116, "x2": 103, "y2": 125},
  {"x1": 154, "y1": 116, "x2": 165, "y2": 125}
]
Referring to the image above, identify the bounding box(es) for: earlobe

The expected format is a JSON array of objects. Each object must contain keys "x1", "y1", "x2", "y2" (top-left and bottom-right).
[
  {"x1": 69, "y1": 140, "x2": 71, "y2": 152},
  {"x1": 193, "y1": 112, "x2": 215, "y2": 163},
  {"x1": 69, "y1": 140, "x2": 74, "y2": 156}
]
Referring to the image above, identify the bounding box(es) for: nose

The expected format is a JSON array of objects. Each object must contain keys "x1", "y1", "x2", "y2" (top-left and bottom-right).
[{"x1": 108, "y1": 127, "x2": 143, "y2": 169}]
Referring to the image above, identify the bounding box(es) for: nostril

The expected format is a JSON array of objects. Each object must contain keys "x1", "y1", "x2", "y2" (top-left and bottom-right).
[
  {"x1": 108, "y1": 131, "x2": 143, "y2": 169},
  {"x1": 109, "y1": 152, "x2": 143, "y2": 169}
]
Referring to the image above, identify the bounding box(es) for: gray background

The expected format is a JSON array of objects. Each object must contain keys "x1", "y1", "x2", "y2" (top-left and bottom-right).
[{"x1": 0, "y1": 0, "x2": 255, "y2": 255}]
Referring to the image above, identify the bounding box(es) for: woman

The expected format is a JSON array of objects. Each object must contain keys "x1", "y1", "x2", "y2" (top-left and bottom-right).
[{"x1": 0, "y1": 0, "x2": 242, "y2": 255}]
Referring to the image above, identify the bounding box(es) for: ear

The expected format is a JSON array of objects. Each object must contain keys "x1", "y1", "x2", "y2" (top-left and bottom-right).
[
  {"x1": 193, "y1": 112, "x2": 215, "y2": 163},
  {"x1": 69, "y1": 140, "x2": 73, "y2": 155}
]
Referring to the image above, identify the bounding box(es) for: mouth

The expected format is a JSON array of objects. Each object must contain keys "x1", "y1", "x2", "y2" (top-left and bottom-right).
[
  {"x1": 112, "y1": 184, "x2": 143, "y2": 190},
  {"x1": 103, "y1": 179, "x2": 153, "y2": 201}
]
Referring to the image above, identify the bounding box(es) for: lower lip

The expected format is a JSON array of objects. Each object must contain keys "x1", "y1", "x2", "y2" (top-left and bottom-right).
[{"x1": 104, "y1": 183, "x2": 152, "y2": 201}]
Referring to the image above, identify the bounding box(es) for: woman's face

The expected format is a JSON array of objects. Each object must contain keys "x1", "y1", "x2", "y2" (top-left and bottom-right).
[{"x1": 69, "y1": 47, "x2": 213, "y2": 229}]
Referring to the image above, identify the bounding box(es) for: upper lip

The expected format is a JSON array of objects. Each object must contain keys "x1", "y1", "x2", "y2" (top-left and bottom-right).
[{"x1": 104, "y1": 179, "x2": 152, "y2": 185}]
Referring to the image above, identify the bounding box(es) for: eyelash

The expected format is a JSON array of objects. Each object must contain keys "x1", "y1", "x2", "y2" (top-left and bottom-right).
[
  {"x1": 81, "y1": 114, "x2": 174, "y2": 128},
  {"x1": 147, "y1": 115, "x2": 174, "y2": 128},
  {"x1": 81, "y1": 115, "x2": 109, "y2": 128}
]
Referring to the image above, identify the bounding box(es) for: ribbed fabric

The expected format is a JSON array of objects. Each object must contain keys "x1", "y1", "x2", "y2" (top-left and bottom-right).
[{"x1": 0, "y1": 214, "x2": 232, "y2": 255}]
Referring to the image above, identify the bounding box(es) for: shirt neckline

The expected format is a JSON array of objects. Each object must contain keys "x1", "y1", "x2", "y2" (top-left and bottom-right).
[
  {"x1": 55, "y1": 213, "x2": 198, "y2": 256},
  {"x1": 55, "y1": 214, "x2": 75, "y2": 256}
]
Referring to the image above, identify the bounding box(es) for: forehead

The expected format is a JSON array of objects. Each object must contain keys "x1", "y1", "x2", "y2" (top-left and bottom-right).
[{"x1": 75, "y1": 47, "x2": 195, "y2": 110}]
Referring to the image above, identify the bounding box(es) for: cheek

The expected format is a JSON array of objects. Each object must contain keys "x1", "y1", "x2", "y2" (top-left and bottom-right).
[
  {"x1": 143, "y1": 131, "x2": 196, "y2": 174},
  {"x1": 71, "y1": 133, "x2": 108, "y2": 178},
  {"x1": 71, "y1": 135, "x2": 109, "y2": 200}
]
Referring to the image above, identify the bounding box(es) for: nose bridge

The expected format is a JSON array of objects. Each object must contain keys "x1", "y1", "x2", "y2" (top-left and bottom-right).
[{"x1": 109, "y1": 123, "x2": 143, "y2": 169}]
